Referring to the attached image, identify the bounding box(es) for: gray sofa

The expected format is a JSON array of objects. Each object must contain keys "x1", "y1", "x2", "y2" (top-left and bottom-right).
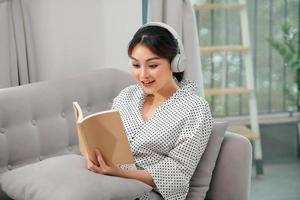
[{"x1": 0, "y1": 68, "x2": 252, "y2": 200}]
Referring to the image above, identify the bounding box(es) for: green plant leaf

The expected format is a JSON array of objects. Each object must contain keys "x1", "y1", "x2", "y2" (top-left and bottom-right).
[
  {"x1": 267, "y1": 20, "x2": 300, "y2": 110},
  {"x1": 283, "y1": 82, "x2": 297, "y2": 106},
  {"x1": 267, "y1": 38, "x2": 295, "y2": 64}
]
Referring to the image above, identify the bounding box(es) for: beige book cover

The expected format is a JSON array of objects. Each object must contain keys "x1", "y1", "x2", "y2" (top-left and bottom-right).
[{"x1": 72, "y1": 102, "x2": 134, "y2": 168}]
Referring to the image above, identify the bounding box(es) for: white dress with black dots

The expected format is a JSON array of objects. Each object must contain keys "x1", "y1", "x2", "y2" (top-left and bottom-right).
[{"x1": 111, "y1": 80, "x2": 213, "y2": 200}]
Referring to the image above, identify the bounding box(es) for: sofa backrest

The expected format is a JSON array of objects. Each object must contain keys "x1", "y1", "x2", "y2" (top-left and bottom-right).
[
  {"x1": 205, "y1": 132, "x2": 252, "y2": 200},
  {"x1": 0, "y1": 68, "x2": 134, "y2": 175}
]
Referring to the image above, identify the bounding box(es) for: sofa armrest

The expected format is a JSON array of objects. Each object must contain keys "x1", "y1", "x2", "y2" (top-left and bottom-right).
[{"x1": 205, "y1": 132, "x2": 252, "y2": 200}]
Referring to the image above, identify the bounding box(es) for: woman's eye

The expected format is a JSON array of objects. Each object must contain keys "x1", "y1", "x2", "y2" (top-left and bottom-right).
[
  {"x1": 132, "y1": 64, "x2": 140, "y2": 68},
  {"x1": 149, "y1": 64, "x2": 158, "y2": 68}
]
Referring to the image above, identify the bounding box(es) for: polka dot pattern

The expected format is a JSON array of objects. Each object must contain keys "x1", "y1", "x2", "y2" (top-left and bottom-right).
[{"x1": 112, "y1": 80, "x2": 213, "y2": 200}]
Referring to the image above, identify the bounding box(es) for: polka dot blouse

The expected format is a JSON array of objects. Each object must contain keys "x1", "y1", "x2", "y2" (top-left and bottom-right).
[{"x1": 112, "y1": 79, "x2": 213, "y2": 200}]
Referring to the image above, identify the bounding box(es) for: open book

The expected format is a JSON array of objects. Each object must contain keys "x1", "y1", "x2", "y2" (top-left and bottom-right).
[{"x1": 72, "y1": 102, "x2": 135, "y2": 168}]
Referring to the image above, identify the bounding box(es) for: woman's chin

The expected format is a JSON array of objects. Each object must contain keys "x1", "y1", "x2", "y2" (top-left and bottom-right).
[
  {"x1": 138, "y1": 83, "x2": 155, "y2": 94},
  {"x1": 141, "y1": 86, "x2": 157, "y2": 95},
  {"x1": 143, "y1": 89, "x2": 154, "y2": 95}
]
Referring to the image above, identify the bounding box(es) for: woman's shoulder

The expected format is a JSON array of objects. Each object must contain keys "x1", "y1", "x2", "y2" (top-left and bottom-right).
[
  {"x1": 113, "y1": 84, "x2": 142, "y2": 104},
  {"x1": 181, "y1": 94, "x2": 210, "y2": 115},
  {"x1": 112, "y1": 84, "x2": 142, "y2": 109},
  {"x1": 189, "y1": 94, "x2": 209, "y2": 107},
  {"x1": 117, "y1": 84, "x2": 142, "y2": 98},
  {"x1": 176, "y1": 82, "x2": 209, "y2": 107},
  {"x1": 177, "y1": 80, "x2": 209, "y2": 106}
]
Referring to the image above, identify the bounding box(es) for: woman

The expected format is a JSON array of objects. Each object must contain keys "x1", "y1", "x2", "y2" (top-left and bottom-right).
[{"x1": 87, "y1": 22, "x2": 213, "y2": 200}]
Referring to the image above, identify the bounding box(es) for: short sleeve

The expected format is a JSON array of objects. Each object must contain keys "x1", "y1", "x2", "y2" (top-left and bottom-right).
[{"x1": 144, "y1": 99, "x2": 213, "y2": 200}]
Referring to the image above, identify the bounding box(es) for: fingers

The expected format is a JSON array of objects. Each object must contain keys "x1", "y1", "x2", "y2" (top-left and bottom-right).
[
  {"x1": 95, "y1": 149, "x2": 112, "y2": 174},
  {"x1": 86, "y1": 154, "x2": 95, "y2": 168},
  {"x1": 86, "y1": 154, "x2": 99, "y2": 173},
  {"x1": 95, "y1": 149, "x2": 103, "y2": 164},
  {"x1": 86, "y1": 149, "x2": 107, "y2": 174},
  {"x1": 90, "y1": 163, "x2": 101, "y2": 173},
  {"x1": 87, "y1": 159, "x2": 102, "y2": 173},
  {"x1": 87, "y1": 159, "x2": 94, "y2": 169},
  {"x1": 87, "y1": 159, "x2": 94, "y2": 171}
]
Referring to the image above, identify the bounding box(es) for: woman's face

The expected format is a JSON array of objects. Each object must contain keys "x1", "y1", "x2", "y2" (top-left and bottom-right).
[{"x1": 130, "y1": 44, "x2": 174, "y2": 95}]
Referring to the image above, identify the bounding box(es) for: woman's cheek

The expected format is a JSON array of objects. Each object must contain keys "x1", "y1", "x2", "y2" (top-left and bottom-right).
[{"x1": 131, "y1": 69, "x2": 140, "y2": 83}]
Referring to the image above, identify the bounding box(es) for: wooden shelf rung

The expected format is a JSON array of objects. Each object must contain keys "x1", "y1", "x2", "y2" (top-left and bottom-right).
[
  {"x1": 194, "y1": 3, "x2": 246, "y2": 11},
  {"x1": 200, "y1": 46, "x2": 249, "y2": 54},
  {"x1": 227, "y1": 125, "x2": 259, "y2": 140},
  {"x1": 204, "y1": 88, "x2": 254, "y2": 96}
]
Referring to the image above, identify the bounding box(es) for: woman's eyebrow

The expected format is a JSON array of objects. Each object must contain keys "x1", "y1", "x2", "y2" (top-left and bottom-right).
[
  {"x1": 146, "y1": 57, "x2": 160, "y2": 62},
  {"x1": 129, "y1": 56, "x2": 161, "y2": 62},
  {"x1": 129, "y1": 56, "x2": 138, "y2": 61}
]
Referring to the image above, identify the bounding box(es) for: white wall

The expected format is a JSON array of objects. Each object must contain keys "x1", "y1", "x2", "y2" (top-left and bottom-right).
[{"x1": 24, "y1": 0, "x2": 142, "y2": 81}]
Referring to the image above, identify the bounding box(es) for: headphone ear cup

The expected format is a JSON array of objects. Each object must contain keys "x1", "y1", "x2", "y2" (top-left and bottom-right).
[
  {"x1": 171, "y1": 54, "x2": 180, "y2": 72},
  {"x1": 171, "y1": 54, "x2": 186, "y2": 72}
]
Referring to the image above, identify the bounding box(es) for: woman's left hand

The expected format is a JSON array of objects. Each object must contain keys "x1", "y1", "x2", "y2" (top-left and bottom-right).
[
  {"x1": 87, "y1": 149, "x2": 155, "y2": 187},
  {"x1": 87, "y1": 149, "x2": 118, "y2": 175}
]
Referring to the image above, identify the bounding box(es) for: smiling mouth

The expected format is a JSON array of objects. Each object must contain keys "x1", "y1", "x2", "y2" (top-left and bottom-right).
[{"x1": 141, "y1": 80, "x2": 155, "y2": 87}]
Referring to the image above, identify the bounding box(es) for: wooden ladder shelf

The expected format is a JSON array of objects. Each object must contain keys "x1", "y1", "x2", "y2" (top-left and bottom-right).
[
  {"x1": 200, "y1": 46, "x2": 249, "y2": 54},
  {"x1": 195, "y1": 0, "x2": 264, "y2": 176}
]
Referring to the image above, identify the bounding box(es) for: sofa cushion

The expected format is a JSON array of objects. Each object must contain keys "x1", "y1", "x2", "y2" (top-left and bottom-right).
[
  {"x1": 186, "y1": 121, "x2": 227, "y2": 200},
  {"x1": 1, "y1": 154, "x2": 152, "y2": 200}
]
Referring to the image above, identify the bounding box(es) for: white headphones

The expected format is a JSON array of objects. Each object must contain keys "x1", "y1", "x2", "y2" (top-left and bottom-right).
[{"x1": 138, "y1": 22, "x2": 187, "y2": 72}]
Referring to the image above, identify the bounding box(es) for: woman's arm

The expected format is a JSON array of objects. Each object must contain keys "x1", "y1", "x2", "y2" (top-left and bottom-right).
[{"x1": 87, "y1": 149, "x2": 156, "y2": 188}]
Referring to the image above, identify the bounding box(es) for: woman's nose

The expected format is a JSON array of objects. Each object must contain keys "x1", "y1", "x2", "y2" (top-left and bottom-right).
[{"x1": 140, "y1": 66, "x2": 149, "y2": 78}]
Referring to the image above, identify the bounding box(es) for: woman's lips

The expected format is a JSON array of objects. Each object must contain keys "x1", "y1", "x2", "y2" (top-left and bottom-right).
[{"x1": 141, "y1": 80, "x2": 155, "y2": 87}]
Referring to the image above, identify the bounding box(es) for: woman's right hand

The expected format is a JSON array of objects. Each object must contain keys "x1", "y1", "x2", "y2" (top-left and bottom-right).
[{"x1": 86, "y1": 149, "x2": 116, "y2": 175}]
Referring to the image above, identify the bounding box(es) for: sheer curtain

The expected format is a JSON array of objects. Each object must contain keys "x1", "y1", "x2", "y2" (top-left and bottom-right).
[
  {"x1": 148, "y1": 0, "x2": 204, "y2": 97},
  {"x1": 23, "y1": 0, "x2": 141, "y2": 81},
  {"x1": 0, "y1": 0, "x2": 141, "y2": 85},
  {"x1": 0, "y1": 0, "x2": 36, "y2": 88}
]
